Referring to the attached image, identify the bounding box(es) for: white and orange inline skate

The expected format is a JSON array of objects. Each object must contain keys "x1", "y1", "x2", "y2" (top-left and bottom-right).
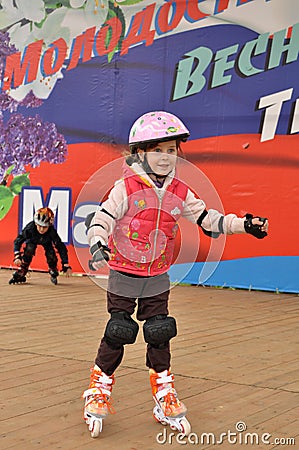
[
  {"x1": 82, "y1": 365, "x2": 115, "y2": 438},
  {"x1": 149, "y1": 369, "x2": 191, "y2": 435}
]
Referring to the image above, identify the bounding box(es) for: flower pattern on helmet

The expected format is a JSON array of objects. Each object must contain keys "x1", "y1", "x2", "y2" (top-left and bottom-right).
[{"x1": 129, "y1": 111, "x2": 190, "y2": 145}]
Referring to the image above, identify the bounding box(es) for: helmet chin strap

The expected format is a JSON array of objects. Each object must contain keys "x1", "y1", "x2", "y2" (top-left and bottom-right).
[{"x1": 140, "y1": 153, "x2": 170, "y2": 181}]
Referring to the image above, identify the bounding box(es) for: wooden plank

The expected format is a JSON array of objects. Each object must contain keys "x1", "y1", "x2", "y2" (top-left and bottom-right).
[{"x1": 0, "y1": 268, "x2": 298, "y2": 450}]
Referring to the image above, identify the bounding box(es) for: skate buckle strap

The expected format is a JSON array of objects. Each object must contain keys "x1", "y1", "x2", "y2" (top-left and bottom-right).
[
  {"x1": 83, "y1": 387, "x2": 112, "y2": 398},
  {"x1": 89, "y1": 367, "x2": 115, "y2": 390},
  {"x1": 155, "y1": 386, "x2": 174, "y2": 399},
  {"x1": 156, "y1": 374, "x2": 174, "y2": 385},
  {"x1": 95, "y1": 374, "x2": 114, "y2": 385}
]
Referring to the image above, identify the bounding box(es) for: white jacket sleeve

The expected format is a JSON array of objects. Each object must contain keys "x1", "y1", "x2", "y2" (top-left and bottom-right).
[
  {"x1": 182, "y1": 189, "x2": 246, "y2": 235},
  {"x1": 87, "y1": 179, "x2": 128, "y2": 247}
]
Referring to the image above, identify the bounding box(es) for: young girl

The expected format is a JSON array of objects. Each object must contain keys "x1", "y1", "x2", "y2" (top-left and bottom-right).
[
  {"x1": 82, "y1": 111, "x2": 268, "y2": 437},
  {"x1": 9, "y1": 207, "x2": 72, "y2": 285}
]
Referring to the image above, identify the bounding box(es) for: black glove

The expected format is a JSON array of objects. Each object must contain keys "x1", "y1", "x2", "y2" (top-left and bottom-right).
[
  {"x1": 244, "y1": 213, "x2": 268, "y2": 239},
  {"x1": 89, "y1": 241, "x2": 111, "y2": 271},
  {"x1": 13, "y1": 251, "x2": 22, "y2": 265},
  {"x1": 62, "y1": 264, "x2": 72, "y2": 273}
]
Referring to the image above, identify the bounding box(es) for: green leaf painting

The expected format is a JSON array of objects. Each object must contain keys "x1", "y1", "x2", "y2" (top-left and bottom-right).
[
  {"x1": 10, "y1": 174, "x2": 30, "y2": 195},
  {"x1": 0, "y1": 173, "x2": 31, "y2": 220},
  {"x1": 0, "y1": 186, "x2": 14, "y2": 220}
]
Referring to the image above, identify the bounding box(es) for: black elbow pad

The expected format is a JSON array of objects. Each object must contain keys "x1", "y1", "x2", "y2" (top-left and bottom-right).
[{"x1": 197, "y1": 212, "x2": 224, "y2": 239}]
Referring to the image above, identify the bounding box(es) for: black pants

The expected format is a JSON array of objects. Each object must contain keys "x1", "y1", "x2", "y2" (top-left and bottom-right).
[
  {"x1": 18, "y1": 242, "x2": 58, "y2": 276},
  {"x1": 95, "y1": 270, "x2": 172, "y2": 375}
]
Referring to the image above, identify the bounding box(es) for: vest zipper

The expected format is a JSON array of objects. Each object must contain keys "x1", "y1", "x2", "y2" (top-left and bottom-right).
[{"x1": 148, "y1": 193, "x2": 163, "y2": 276}]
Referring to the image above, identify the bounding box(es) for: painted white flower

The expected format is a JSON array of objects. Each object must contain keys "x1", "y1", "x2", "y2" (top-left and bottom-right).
[
  {"x1": 85, "y1": 0, "x2": 108, "y2": 17},
  {"x1": 15, "y1": 0, "x2": 45, "y2": 23},
  {"x1": 7, "y1": 8, "x2": 70, "y2": 101},
  {"x1": 0, "y1": 0, "x2": 22, "y2": 29},
  {"x1": 3, "y1": 0, "x2": 111, "y2": 100},
  {"x1": 62, "y1": 0, "x2": 109, "y2": 36},
  {"x1": 8, "y1": 69, "x2": 64, "y2": 101},
  {"x1": 70, "y1": 0, "x2": 86, "y2": 7},
  {"x1": 7, "y1": 20, "x2": 65, "y2": 101},
  {"x1": 196, "y1": 0, "x2": 299, "y2": 35},
  {"x1": 30, "y1": 7, "x2": 70, "y2": 47},
  {"x1": 0, "y1": 0, "x2": 45, "y2": 29},
  {"x1": 6, "y1": 22, "x2": 32, "y2": 49},
  {"x1": 8, "y1": 1, "x2": 109, "y2": 58}
]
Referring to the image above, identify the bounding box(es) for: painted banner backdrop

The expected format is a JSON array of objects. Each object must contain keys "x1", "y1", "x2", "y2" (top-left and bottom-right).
[{"x1": 0, "y1": 0, "x2": 298, "y2": 293}]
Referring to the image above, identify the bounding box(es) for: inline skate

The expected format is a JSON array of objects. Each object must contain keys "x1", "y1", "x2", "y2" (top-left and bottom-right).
[
  {"x1": 149, "y1": 369, "x2": 191, "y2": 435},
  {"x1": 49, "y1": 269, "x2": 59, "y2": 285},
  {"x1": 82, "y1": 365, "x2": 115, "y2": 438},
  {"x1": 8, "y1": 271, "x2": 27, "y2": 285}
]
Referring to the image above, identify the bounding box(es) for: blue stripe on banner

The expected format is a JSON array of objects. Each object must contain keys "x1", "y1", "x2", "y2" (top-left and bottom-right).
[{"x1": 169, "y1": 256, "x2": 299, "y2": 294}]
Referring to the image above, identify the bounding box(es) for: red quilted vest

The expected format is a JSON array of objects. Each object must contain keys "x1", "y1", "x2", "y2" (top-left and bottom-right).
[{"x1": 108, "y1": 164, "x2": 188, "y2": 276}]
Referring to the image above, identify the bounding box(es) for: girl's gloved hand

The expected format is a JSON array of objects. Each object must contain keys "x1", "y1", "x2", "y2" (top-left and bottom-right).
[
  {"x1": 89, "y1": 242, "x2": 111, "y2": 271},
  {"x1": 244, "y1": 214, "x2": 269, "y2": 239}
]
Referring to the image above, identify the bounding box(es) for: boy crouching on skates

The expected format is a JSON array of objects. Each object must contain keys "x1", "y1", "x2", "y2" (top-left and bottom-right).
[
  {"x1": 9, "y1": 207, "x2": 72, "y2": 285},
  {"x1": 82, "y1": 111, "x2": 269, "y2": 438}
]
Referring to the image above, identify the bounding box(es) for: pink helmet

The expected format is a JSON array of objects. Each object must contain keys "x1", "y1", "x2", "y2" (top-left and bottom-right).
[{"x1": 129, "y1": 111, "x2": 190, "y2": 146}]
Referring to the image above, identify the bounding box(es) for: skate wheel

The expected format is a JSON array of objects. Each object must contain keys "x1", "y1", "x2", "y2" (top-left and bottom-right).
[
  {"x1": 179, "y1": 417, "x2": 191, "y2": 436},
  {"x1": 152, "y1": 413, "x2": 167, "y2": 426},
  {"x1": 90, "y1": 419, "x2": 102, "y2": 438},
  {"x1": 9, "y1": 278, "x2": 26, "y2": 284}
]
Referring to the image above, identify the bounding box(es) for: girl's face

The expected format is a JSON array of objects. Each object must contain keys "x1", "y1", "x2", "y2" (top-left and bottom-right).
[
  {"x1": 36, "y1": 224, "x2": 49, "y2": 234},
  {"x1": 138, "y1": 140, "x2": 177, "y2": 176}
]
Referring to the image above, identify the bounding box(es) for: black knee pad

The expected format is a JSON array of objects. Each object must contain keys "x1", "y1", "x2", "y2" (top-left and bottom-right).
[
  {"x1": 104, "y1": 312, "x2": 139, "y2": 347},
  {"x1": 143, "y1": 315, "x2": 177, "y2": 348},
  {"x1": 23, "y1": 243, "x2": 36, "y2": 262},
  {"x1": 45, "y1": 248, "x2": 58, "y2": 267}
]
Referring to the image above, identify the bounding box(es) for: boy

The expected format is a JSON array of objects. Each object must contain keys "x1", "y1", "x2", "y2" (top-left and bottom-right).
[{"x1": 9, "y1": 207, "x2": 72, "y2": 285}]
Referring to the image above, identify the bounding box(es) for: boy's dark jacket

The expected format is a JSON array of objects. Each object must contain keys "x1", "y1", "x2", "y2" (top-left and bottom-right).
[{"x1": 14, "y1": 221, "x2": 68, "y2": 264}]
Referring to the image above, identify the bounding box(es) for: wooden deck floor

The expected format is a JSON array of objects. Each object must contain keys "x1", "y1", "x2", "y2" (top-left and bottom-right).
[{"x1": 1, "y1": 268, "x2": 298, "y2": 450}]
